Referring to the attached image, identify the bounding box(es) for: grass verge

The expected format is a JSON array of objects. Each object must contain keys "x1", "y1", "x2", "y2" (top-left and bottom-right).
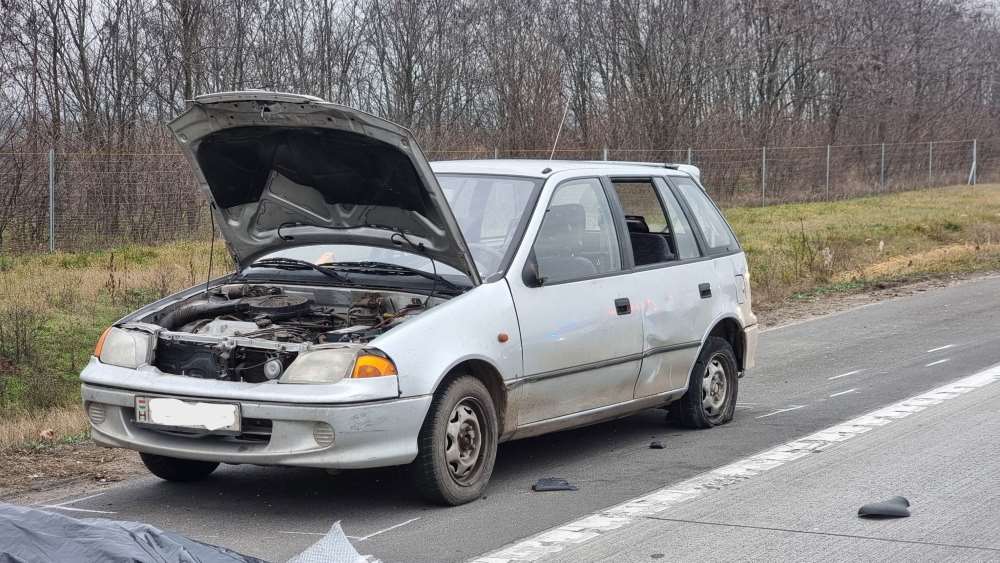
[
  {"x1": 726, "y1": 184, "x2": 1000, "y2": 311},
  {"x1": 2, "y1": 184, "x2": 1000, "y2": 448}
]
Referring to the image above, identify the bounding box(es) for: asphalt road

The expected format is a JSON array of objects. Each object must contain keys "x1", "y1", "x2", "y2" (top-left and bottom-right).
[{"x1": 28, "y1": 275, "x2": 1000, "y2": 562}]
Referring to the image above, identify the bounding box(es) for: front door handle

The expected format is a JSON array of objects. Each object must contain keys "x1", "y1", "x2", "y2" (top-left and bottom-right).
[
  {"x1": 699, "y1": 283, "x2": 712, "y2": 299},
  {"x1": 614, "y1": 297, "x2": 631, "y2": 315}
]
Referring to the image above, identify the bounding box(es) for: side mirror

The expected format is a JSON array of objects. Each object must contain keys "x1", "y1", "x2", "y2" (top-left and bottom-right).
[{"x1": 522, "y1": 253, "x2": 544, "y2": 287}]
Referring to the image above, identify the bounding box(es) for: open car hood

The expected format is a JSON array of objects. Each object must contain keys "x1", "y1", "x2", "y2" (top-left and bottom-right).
[{"x1": 169, "y1": 91, "x2": 480, "y2": 283}]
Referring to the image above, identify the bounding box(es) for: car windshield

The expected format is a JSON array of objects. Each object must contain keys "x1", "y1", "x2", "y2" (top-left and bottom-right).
[
  {"x1": 437, "y1": 174, "x2": 542, "y2": 278},
  {"x1": 247, "y1": 174, "x2": 541, "y2": 282}
]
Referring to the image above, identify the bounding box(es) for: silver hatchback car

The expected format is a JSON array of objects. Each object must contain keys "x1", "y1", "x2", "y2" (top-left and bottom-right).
[{"x1": 81, "y1": 91, "x2": 758, "y2": 505}]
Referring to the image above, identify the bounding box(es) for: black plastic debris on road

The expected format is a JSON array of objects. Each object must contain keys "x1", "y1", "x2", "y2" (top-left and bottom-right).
[
  {"x1": 532, "y1": 478, "x2": 578, "y2": 492},
  {"x1": 858, "y1": 496, "x2": 911, "y2": 518},
  {"x1": 649, "y1": 441, "x2": 665, "y2": 449}
]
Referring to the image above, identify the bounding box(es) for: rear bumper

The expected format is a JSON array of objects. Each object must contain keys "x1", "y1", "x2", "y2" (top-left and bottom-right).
[
  {"x1": 81, "y1": 383, "x2": 432, "y2": 469},
  {"x1": 742, "y1": 323, "x2": 760, "y2": 376}
]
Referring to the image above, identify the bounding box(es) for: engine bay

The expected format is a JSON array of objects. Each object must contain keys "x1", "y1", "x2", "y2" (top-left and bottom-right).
[{"x1": 144, "y1": 283, "x2": 434, "y2": 382}]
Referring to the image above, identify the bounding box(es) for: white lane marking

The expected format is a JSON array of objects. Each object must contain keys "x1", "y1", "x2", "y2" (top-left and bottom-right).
[
  {"x1": 754, "y1": 405, "x2": 805, "y2": 419},
  {"x1": 38, "y1": 505, "x2": 117, "y2": 515},
  {"x1": 829, "y1": 388, "x2": 859, "y2": 398},
  {"x1": 926, "y1": 358, "x2": 950, "y2": 367},
  {"x1": 473, "y1": 363, "x2": 1000, "y2": 563},
  {"x1": 35, "y1": 492, "x2": 116, "y2": 514},
  {"x1": 926, "y1": 344, "x2": 955, "y2": 353},
  {"x1": 351, "y1": 517, "x2": 421, "y2": 541},
  {"x1": 828, "y1": 369, "x2": 863, "y2": 380},
  {"x1": 35, "y1": 491, "x2": 106, "y2": 506},
  {"x1": 47, "y1": 491, "x2": 107, "y2": 507}
]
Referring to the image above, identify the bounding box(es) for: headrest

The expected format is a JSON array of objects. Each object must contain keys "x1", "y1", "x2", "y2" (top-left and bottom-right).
[{"x1": 625, "y1": 215, "x2": 650, "y2": 233}]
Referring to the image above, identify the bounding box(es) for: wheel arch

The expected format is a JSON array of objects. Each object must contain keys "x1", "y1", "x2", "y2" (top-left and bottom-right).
[
  {"x1": 432, "y1": 358, "x2": 511, "y2": 438},
  {"x1": 703, "y1": 316, "x2": 747, "y2": 373}
]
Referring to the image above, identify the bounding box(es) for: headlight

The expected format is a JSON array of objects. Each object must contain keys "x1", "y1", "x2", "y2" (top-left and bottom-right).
[
  {"x1": 280, "y1": 348, "x2": 397, "y2": 384},
  {"x1": 94, "y1": 327, "x2": 152, "y2": 368}
]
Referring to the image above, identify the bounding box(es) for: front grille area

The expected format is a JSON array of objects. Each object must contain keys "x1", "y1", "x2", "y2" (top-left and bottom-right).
[
  {"x1": 129, "y1": 407, "x2": 274, "y2": 444},
  {"x1": 153, "y1": 338, "x2": 297, "y2": 383},
  {"x1": 153, "y1": 339, "x2": 224, "y2": 379}
]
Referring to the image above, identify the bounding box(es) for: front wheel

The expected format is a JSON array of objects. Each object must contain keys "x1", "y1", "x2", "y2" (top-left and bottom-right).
[
  {"x1": 412, "y1": 376, "x2": 498, "y2": 505},
  {"x1": 670, "y1": 336, "x2": 739, "y2": 429}
]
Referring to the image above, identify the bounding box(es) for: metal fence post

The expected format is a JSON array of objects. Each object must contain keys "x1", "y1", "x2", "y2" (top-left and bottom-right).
[
  {"x1": 48, "y1": 149, "x2": 55, "y2": 252},
  {"x1": 969, "y1": 138, "x2": 977, "y2": 186},
  {"x1": 602, "y1": 146, "x2": 608, "y2": 161},
  {"x1": 825, "y1": 144, "x2": 831, "y2": 200},
  {"x1": 687, "y1": 147, "x2": 692, "y2": 165},
  {"x1": 928, "y1": 141, "x2": 933, "y2": 185},
  {"x1": 761, "y1": 146, "x2": 767, "y2": 207},
  {"x1": 879, "y1": 142, "x2": 885, "y2": 192}
]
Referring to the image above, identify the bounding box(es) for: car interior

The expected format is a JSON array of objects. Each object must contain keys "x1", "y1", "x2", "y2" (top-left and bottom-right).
[{"x1": 614, "y1": 180, "x2": 681, "y2": 266}]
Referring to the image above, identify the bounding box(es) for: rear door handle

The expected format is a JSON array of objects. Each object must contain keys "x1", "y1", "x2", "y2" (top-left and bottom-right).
[
  {"x1": 699, "y1": 283, "x2": 712, "y2": 299},
  {"x1": 614, "y1": 297, "x2": 631, "y2": 315}
]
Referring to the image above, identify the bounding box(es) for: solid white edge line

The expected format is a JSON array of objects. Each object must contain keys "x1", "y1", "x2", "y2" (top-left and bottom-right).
[
  {"x1": 926, "y1": 358, "x2": 950, "y2": 367},
  {"x1": 471, "y1": 363, "x2": 1000, "y2": 563}
]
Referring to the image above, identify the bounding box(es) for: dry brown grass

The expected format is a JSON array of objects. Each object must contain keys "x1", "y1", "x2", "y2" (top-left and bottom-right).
[{"x1": 0, "y1": 404, "x2": 88, "y2": 452}]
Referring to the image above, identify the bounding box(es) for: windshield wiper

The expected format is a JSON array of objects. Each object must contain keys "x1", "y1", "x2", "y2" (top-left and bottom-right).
[
  {"x1": 317, "y1": 261, "x2": 461, "y2": 291},
  {"x1": 248, "y1": 257, "x2": 351, "y2": 284}
]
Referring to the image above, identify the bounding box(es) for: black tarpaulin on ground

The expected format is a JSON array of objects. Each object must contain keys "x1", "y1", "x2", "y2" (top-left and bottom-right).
[{"x1": 0, "y1": 502, "x2": 267, "y2": 563}]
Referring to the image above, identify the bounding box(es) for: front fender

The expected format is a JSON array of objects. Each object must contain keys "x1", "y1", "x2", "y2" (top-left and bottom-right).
[{"x1": 370, "y1": 281, "x2": 522, "y2": 397}]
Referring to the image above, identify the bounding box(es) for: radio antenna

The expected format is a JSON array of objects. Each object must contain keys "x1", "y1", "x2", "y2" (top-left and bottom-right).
[{"x1": 548, "y1": 101, "x2": 570, "y2": 160}]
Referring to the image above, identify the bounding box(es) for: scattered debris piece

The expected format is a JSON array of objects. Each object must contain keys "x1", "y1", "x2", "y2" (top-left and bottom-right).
[
  {"x1": 289, "y1": 521, "x2": 375, "y2": 563},
  {"x1": 649, "y1": 441, "x2": 665, "y2": 449},
  {"x1": 532, "y1": 478, "x2": 578, "y2": 492},
  {"x1": 858, "y1": 496, "x2": 910, "y2": 518}
]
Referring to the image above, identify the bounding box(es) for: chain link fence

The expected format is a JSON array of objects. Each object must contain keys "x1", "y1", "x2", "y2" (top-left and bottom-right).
[{"x1": 0, "y1": 139, "x2": 991, "y2": 255}]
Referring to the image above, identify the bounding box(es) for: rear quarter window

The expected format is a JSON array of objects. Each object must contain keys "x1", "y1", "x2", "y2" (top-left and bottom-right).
[{"x1": 671, "y1": 177, "x2": 738, "y2": 253}]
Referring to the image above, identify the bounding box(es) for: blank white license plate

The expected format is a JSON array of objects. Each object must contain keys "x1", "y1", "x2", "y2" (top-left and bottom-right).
[{"x1": 135, "y1": 397, "x2": 241, "y2": 432}]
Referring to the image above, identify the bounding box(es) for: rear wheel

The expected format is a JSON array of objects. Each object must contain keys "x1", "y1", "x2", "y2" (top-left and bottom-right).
[
  {"x1": 670, "y1": 336, "x2": 739, "y2": 429},
  {"x1": 140, "y1": 452, "x2": 219, "y2": 482},
  {"x1": 413, "y1": 375, "x2": 498, "y2": 505}
]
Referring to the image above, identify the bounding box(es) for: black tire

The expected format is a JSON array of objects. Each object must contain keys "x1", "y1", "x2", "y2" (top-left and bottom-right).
[
  {"x1": 670, "y1": 336, "x2": 739, "y2": 429},
  {"x1": 412, "y1": 375, "x2": 498, "y2": 506},
  {"x1": 140, "y1": 452, "x2": 219, "y2": 482}
]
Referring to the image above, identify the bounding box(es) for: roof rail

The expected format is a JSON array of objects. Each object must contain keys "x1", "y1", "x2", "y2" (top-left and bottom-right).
[{"x1": 582, "y1": 160, "x2": 701, "y2": 181}]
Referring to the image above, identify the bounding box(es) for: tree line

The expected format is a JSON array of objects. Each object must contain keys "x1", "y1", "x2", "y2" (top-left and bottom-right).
[{"x1": 2, "y1": 0, "x2": 999, "y2": 155}]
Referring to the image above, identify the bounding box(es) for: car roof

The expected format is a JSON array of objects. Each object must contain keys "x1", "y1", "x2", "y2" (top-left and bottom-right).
[{"x1": 429, "y1": 159, "x2": 698, "y2": 180}]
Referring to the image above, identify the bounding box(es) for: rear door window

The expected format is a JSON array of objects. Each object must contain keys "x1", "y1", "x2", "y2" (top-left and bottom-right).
[
  {"x1": 653, "y1": 179, "x2": 701, "y2": 260},
  {"x1": 671, "y1": 177, "x2": 738, "y2": 253},
  {"x1": 612, "y1": 179, "x2": 696, "y2": 265}
]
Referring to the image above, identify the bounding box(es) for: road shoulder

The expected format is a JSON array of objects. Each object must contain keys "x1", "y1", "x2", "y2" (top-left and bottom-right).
[{"x1": 535, "y1": 364, "x2": 1000, "y2": 562}]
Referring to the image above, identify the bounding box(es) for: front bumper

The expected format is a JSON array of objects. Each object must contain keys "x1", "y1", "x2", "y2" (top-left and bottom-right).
[{"x1": 82, "y1": 383, "x2": 432, "y2": 469}]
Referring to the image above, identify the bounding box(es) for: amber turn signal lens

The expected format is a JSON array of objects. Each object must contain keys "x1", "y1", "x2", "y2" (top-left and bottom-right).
[
  {"x1": 351, "y1": 354, "x2": 398, "y2": 378},
  {"x1": 93, "y1": 327, "x2": 112, "y2": 357}
]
